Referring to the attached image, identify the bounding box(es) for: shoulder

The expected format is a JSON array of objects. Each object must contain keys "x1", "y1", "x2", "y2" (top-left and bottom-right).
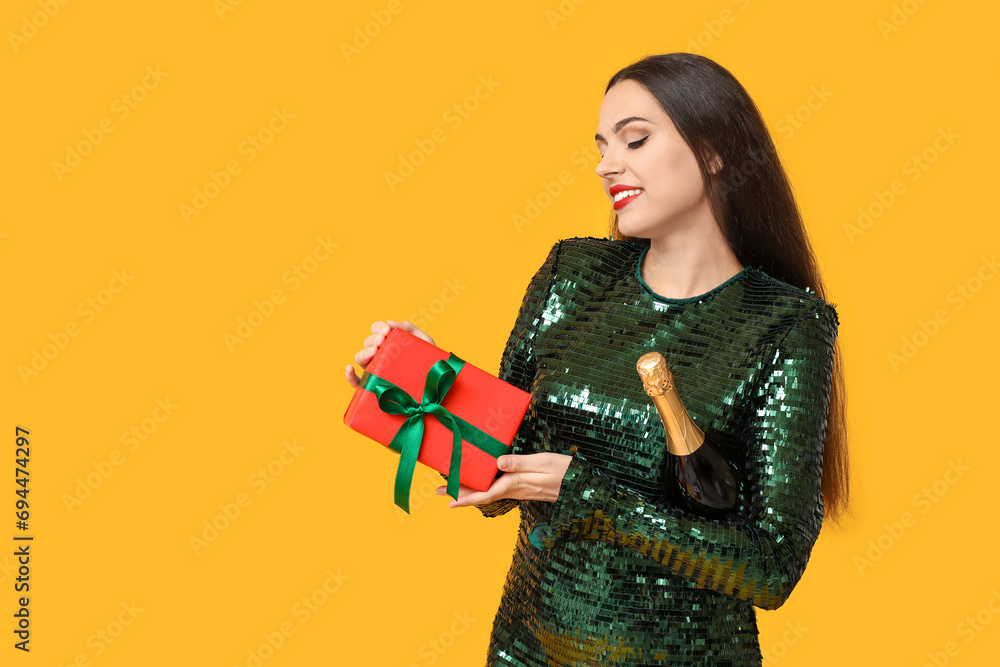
[
  {"x1": 556, "y1": 235, "x2": 639, "y2": 254},
  {"x1": 743, "y1": 273, "x2": 840, "y2": 365},
  {"x1": 551, "y1": 235, "x2": 645, "y2": 274},
  {"x1": 749, "y1": 268, "x2": 839, "y2": 333}
]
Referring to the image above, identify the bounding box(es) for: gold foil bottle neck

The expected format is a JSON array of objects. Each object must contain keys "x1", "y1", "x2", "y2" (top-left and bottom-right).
[
  {"x1": 636, "y1": 352, "x2": 705, "y2": 456},
  {"x1": 636, "y1": 352, "x2": 674, "y2": 397}
]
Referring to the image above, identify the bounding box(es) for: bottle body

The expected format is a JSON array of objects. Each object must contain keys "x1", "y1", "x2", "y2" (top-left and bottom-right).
[{"x1": 674, "y1": 439, "x2": 739, "y2": 509}]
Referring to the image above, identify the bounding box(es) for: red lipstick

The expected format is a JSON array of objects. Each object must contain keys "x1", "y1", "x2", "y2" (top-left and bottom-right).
[{"x1": 609, "y1": 184, "x2": 644, "y2": 211}]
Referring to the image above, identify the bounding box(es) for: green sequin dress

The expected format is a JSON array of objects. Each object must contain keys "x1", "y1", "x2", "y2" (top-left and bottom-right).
[{"x1": 476, "y1": 236, "x2": 839, "y2": 666}]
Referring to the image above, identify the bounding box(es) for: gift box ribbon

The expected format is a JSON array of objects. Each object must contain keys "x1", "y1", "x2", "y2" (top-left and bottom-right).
[{"x1": 360, "y1": 352, "x2": 509, "y2": 513}]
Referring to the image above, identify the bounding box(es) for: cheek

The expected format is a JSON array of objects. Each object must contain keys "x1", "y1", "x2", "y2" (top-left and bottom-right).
[{"x1": 642, "y1": 149, "x2": 704, "y2": 201}]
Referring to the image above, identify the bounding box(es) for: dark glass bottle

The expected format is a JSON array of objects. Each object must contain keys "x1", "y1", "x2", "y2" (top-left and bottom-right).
[{"x1": 636, "y1": 352, "x2": 739, "y2": 510}]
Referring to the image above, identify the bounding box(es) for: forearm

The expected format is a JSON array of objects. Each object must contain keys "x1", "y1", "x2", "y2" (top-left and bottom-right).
[{"x1": 544, "y1": 455, "x2": 818, "y2": 610}]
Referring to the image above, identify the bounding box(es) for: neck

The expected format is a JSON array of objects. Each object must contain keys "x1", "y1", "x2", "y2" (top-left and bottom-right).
[{"x1": 640, "y1": 219, "x2": 744, "y2": 301}]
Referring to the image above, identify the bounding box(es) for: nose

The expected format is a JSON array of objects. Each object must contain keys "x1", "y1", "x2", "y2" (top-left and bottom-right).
[{"x1": 596, "y1": 151, "x2": 622, "y2": 179}]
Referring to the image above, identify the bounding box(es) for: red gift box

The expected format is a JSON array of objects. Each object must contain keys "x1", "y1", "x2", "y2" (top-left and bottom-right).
[{"x1": 343, "y1": 327, "x2": 531, "y2": 513}]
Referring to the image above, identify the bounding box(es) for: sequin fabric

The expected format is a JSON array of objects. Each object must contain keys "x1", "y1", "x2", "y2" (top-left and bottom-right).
[{"x1": 474, "y1": 236, "x2": 839, "y2": 666}]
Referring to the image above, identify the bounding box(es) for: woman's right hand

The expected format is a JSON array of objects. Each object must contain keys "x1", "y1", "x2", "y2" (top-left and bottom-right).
[{"x1": 345, "y1": 320, "x2": 436, "y2": 389}]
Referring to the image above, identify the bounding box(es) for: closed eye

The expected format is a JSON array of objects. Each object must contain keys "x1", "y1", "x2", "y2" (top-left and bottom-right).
[
  {"x1": 628, "y1": 135, "x2": 650, "y2": 149},
  {"x1": 599, "y1": 135, "x2": 650, "y2": 158}
]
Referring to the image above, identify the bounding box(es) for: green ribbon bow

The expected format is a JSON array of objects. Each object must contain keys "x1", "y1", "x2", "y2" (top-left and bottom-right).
[{"x1": 360, "y1": 352, "x2": 510, "y2": 513}]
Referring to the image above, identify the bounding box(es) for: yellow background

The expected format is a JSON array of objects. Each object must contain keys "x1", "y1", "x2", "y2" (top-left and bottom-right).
[{"x1": 3, "y1": 0, "x2": 998, "y2": 664}]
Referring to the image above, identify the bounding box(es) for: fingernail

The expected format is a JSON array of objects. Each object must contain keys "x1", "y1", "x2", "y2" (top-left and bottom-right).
[
  {"x1": 435, "y1": 487, "x2": 444, "y2": 495},
  {"x1": 498, "y1": 457, "x2": 508, "y2": 469}
]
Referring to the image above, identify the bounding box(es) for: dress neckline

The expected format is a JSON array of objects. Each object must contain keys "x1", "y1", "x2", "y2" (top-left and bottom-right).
[{"x1": 634, "y1": 243, "x2": 755, "y2": 304}]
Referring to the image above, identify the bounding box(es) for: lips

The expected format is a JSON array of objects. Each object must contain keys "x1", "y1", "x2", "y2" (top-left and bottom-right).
[{"x1": 609, "y1": 184, "x2": 643, "y2": 210}]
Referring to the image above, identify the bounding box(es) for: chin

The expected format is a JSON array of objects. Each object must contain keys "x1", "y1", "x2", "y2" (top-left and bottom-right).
[{"x1": 616, "y1": 217, "x2": 651, "y2": 239}]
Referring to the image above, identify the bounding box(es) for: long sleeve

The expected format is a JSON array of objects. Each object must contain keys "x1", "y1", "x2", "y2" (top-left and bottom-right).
[
  {"x1": 541, "y1": 301, "x2": 839, "y2": 610},
  {"x1": 461, "y1": 240, "x2": 562, "y2": 518}
]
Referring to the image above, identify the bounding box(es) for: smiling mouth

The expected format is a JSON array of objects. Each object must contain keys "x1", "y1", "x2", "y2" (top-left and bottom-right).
[{"x1": 613, "y1": 188, "x2": 643, "y2": 210}]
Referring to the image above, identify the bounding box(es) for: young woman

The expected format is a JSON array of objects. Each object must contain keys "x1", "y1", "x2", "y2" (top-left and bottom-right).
[{"x1": 347, "y1": 52, "x2": 849, "y2": 666}]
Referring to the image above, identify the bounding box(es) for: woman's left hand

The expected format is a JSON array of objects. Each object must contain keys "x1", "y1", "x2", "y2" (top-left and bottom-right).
[{"x1": 436, "y1": 453, "x2": 574, "y2": 507}]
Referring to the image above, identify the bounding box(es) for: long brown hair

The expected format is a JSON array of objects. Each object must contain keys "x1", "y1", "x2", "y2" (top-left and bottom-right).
[{"x1": 605, "y1": 53, "x2": 851, "y2": 525}]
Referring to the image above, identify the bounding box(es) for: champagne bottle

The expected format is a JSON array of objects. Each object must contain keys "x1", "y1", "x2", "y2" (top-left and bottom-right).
[{"x1": 636, "y1": 352, "x2": 739, "y2": 510}]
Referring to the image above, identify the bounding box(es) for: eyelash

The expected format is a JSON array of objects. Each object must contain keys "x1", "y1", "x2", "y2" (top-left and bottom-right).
[
  {"x1": 629, "y1": 135, "x2": 650, "y2": 149},
  {"x1": 600, "y1": 135, "x2": 649, "y2": 158}
]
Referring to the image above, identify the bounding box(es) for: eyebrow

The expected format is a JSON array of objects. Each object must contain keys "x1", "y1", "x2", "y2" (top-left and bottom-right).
[{"x1": 595, "y1": 116, "x2": 651, "y2": 142}]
